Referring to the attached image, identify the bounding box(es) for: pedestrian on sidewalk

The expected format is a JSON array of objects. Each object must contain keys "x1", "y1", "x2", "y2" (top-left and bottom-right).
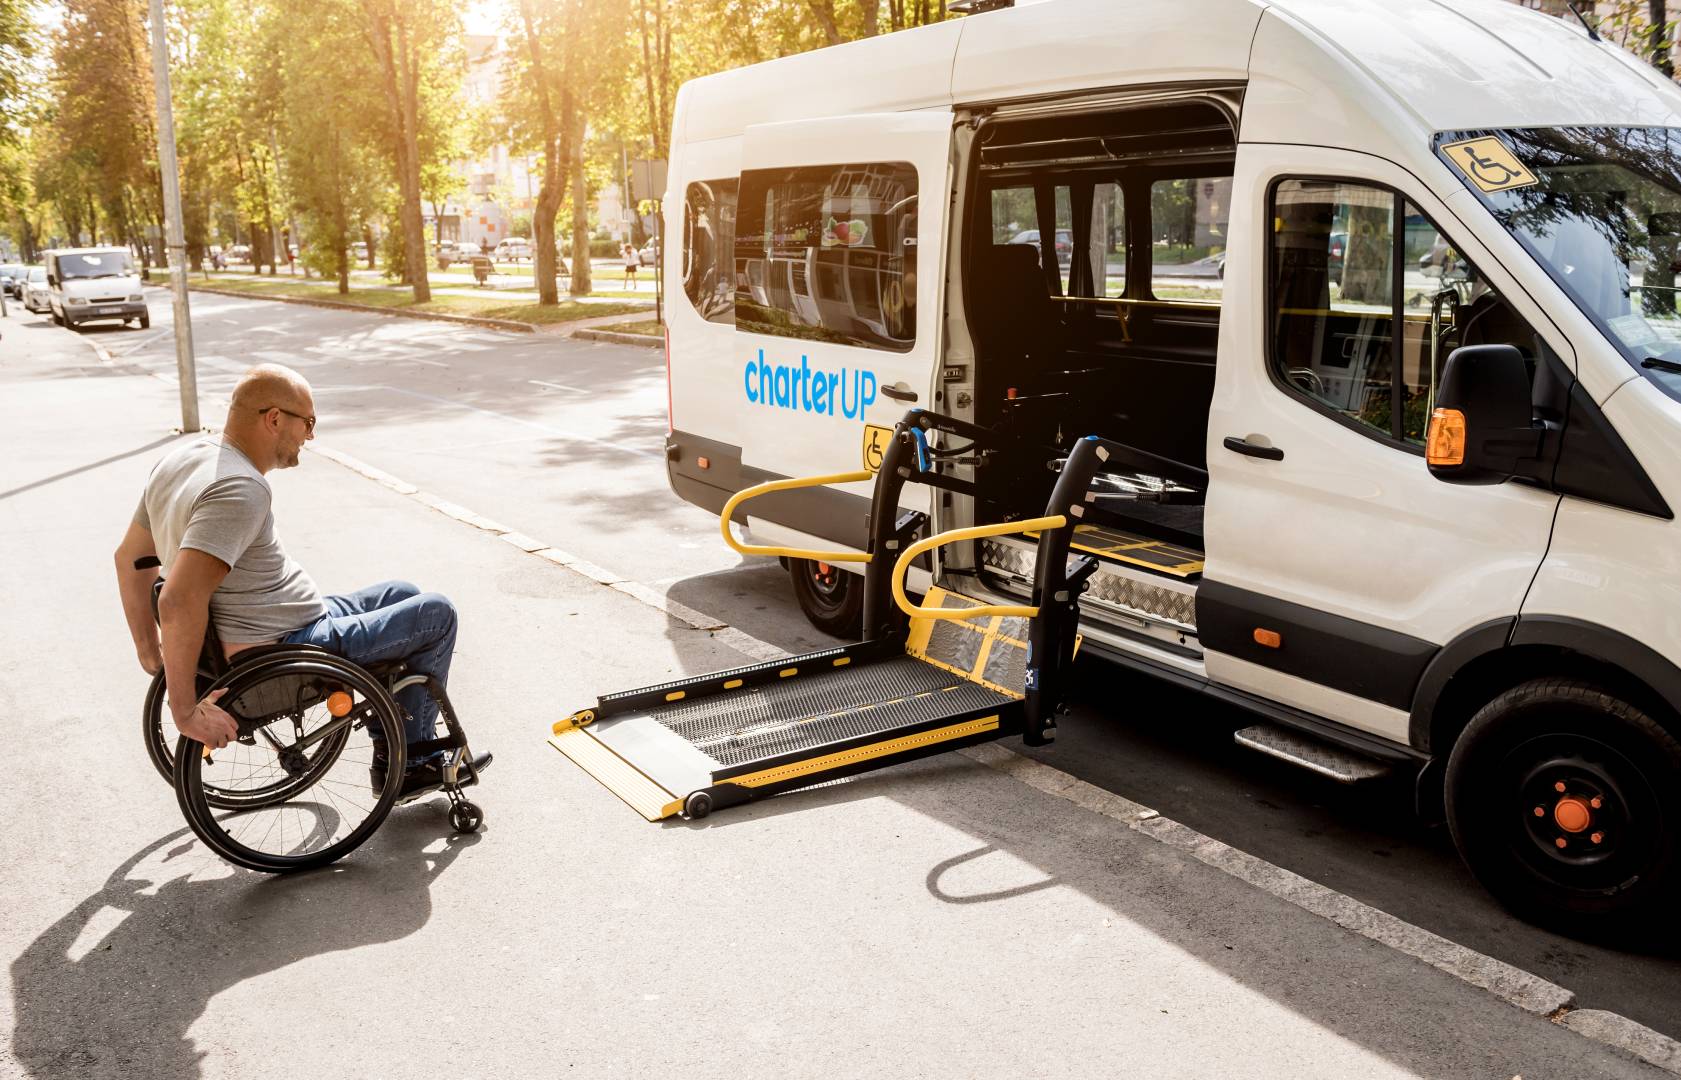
[
  {"x1": 113, "y1": 363, "x2": 491, "y2": 796},
  {"x1": 622, "y1": 242, "x2": 639, "y2": 289}
]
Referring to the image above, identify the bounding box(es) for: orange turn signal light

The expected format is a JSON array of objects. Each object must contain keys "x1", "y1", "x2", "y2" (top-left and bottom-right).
[
  {"x1": 326, "y1": 691, "x2": 354, "y2": 717},
  {"x1": 1426, "y1": 408, "x2": 1467, "y2": 467},
  {"x1": 1253, "y1": 628, "x2": 1282, "y2": 649},
  {"x1": 697, "y1": 455, "x2": 711, "y2": 470}
]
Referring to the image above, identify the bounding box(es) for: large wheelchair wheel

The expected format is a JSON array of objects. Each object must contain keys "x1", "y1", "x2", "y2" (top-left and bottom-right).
[
  {"x1": 146, "y1": 667, "x2": 350, "y2": 810},
  {"x1": 175, "y1": 650, "x2": 407, "y2": 873}
]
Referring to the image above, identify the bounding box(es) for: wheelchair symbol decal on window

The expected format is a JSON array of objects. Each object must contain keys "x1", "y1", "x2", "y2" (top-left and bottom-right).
[{"x1": 1441, "y1": 137, "x2": 1538, "y2": 194}]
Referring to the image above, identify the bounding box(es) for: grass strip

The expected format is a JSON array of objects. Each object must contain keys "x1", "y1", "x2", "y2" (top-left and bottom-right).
[{"x1": 195, "y1": 275, "x2": 648, "y2": 325}]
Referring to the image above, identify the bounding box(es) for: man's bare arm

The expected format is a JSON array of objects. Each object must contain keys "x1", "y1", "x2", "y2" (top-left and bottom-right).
[
  {"x1": 114, "y1": 520, "x2": 163, "y2": 675},
  {"x1": 158, "y1": 548, "x2": 238, "y2": 748}
]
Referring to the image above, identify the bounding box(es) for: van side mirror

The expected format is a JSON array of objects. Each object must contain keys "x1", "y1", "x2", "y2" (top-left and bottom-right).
[{"x1": 1426, "y1": 344, "x2": 1545, "y2": 484}]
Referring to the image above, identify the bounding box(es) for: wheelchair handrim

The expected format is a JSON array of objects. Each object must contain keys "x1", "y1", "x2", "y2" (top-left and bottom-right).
[{"x1": 174, "y1": 655, "x2": 406, "y2": 872}]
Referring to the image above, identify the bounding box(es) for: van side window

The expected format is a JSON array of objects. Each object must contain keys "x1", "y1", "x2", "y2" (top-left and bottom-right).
[
  {"x1": 735, "y1": 162, "x2": 917, "y2": 352},
  {"x1": 1151, "y1": 177, "x2": 1229, "y2": 303},
  {"x1": 1269, "y1": 180, "x2": 1543, "y2": 446},
  {"x1": 683, "y1": 179, "x2": 737, "y2": 324}
]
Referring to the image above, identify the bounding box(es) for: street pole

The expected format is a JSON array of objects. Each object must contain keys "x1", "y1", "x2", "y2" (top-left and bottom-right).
[{"x1": 146, "y1": 0, "x2": 200, "y2": 432}]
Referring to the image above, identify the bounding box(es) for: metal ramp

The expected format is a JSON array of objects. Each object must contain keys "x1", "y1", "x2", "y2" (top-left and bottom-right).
[
  {"x1": 550, "y1": 411, "x2": 1193, "y2": 821},
  {"x1": 550, "y1": 589, "x2": 1031, "y2": 820}
]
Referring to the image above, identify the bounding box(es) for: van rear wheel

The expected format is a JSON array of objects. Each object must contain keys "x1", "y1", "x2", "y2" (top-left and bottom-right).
[
  {"x1": 1445, "y1": 678, "x2": 1681, "y2": 934},
  {"x1": 788, "y1": 558, "x2": 863, "y2": 639}
]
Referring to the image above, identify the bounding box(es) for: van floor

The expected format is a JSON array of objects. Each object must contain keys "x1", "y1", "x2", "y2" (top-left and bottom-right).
[{"x1": 1024, "y1": 521, "x2": 1205, "y2": 579}]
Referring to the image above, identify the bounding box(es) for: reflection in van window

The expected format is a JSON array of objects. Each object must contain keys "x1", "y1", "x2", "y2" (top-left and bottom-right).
[
  {"x1": 56, "y1": 251, "x2": 134, "y2": 279},
  {"x1": 735, "y1": 162, "x2": 917, "y2": 352},
  {"x1": 683, "y1": 179, "x2": 737, "y2": 324},
  {"x1": 1151, "y1": 178, "x2": 1229, "y2": 303},
  {"x1": 1442, "y1": 126, "x2": 1681, "y2": 403},
  {"x1": 990, "y1": 187, "x2": 1036, "y2": 245},
  {"x1": 1271, "y1": 180, "x2": 1541, "y2": 446}
]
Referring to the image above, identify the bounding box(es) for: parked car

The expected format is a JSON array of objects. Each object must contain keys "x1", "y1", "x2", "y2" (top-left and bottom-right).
[
  {"x1": 437, "y1": 241, "x2": 481, "y2": 269},
  {"x1": 1008, "y1": 228, "x2": 1073, "y2": 263},
  {"x1": 495, "y1": 237, "x2": 531, "y2": 262},
  {"x1": 0, "y1": 263, "x2": 25, "y2": 298},
  {"x1": 22, "y1": 266, "x2": 49, "y2": 312},
  {"x1": 46, "y1": 246, "x2": 148, "y2": 330},
  {"x1": 228, "y1": 244, "x2": 252, "y2": 264},
  {"x1": 638, "y1": 237, "x2": 662, "y2": 267}
]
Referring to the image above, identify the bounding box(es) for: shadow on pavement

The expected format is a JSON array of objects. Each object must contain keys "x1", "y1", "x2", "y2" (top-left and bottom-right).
[
  {"x1": 0, "y1": 435, "x2": 183, "y2": 502},
  {"x1": 10, "y1": 813, "x2": 476, "y2": 1079}
]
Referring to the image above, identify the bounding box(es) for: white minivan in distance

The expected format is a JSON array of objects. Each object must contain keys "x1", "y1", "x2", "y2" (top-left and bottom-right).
[
  {"x1": 658, "y1": 0, "x2": 1681, "y2": 933},
  {"x1": 46, "y1": 247, "x2": 149, "y2": 330}
]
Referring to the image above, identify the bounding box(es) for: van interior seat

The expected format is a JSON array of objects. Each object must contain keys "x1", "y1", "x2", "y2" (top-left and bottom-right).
[{"x1": 973, "y1": 243, "x2": 1064, "y2": 394}]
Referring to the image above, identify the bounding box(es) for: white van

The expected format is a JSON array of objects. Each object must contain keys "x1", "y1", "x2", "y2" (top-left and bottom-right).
[
  {"x1": 658, "y1": 0, "x2": 1681, "y2": 931},
  {"x1": 46, "y1": 247, "x2": 149, "y2": 330}
]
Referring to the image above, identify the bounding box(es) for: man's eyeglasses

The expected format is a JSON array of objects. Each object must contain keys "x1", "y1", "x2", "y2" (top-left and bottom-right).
[{"x1": 258, "y1": 405, "x2": 316, "y2": 433}]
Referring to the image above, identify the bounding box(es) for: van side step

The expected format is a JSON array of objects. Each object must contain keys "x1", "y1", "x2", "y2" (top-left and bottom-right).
[{"x1": 1233, "y1": 723, "x2": 1392, "y2": 784}]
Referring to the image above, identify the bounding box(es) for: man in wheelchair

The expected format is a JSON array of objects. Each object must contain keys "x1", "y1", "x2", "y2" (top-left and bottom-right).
[{"x1": 114, "y1": 363, "x2": 492, "y2": 800}]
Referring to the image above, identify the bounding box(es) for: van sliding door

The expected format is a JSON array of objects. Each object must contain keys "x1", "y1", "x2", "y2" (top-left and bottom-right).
[{"x1": 731, "y1": 110, "x2": 954, "y2": 559}]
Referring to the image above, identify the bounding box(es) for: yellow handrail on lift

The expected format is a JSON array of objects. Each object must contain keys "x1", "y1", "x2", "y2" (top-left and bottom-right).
[
  {"x1": 892, "y1": 515, "x2": 1068, "y2": 621},
  {"x1": 719, "y1": 470, "x2": 877, "y2": 564}
]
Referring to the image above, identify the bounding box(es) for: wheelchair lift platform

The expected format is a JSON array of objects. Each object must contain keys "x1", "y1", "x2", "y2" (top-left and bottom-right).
[
  {"x1": 551, "y1": 589, "x2": 1031, "y2": 820},
  {"x1": 551, "y1": 411, "x2": 1187, "y2": 820}
]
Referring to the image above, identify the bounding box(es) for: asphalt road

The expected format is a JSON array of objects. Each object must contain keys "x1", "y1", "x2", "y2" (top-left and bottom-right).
[{"x1": 7, "y1": 292, "x2": 1678, "y2": 1074}]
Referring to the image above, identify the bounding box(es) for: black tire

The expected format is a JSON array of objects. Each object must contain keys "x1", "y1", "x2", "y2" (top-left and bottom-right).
[
  {"x1": 145, "y1": 665, "x2": 348, "y2": 809},
  {"x1": 138, "y1": 313, "x2": 150, "y2": 329},
  {"x1": 51, "y1": 308, "x2": 62, "y2": 326},
  {"x1": 1445, "y1": 678, "x2": 1681, "y2": 932},
  {"x1": 175, "y1": 652, "x2": 405, "y2": 872},
  {"x1": 788, "y1": 557, "x2": 864, "y2": 638}
]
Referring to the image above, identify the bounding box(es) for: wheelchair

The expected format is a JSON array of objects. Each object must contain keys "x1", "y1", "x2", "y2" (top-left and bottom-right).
[{"x1": 139, "y1": 562, "x2": 485, "y2": 873}]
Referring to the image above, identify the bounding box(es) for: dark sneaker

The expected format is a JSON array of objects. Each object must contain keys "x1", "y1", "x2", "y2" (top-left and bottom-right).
[{"x1": 396, "y1": 751, "x2": 493, "y2": 803}]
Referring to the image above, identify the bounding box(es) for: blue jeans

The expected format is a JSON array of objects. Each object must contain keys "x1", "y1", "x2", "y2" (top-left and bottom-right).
[{"x1": 283, "y1": 581, "x2": 457, "y2": 753}]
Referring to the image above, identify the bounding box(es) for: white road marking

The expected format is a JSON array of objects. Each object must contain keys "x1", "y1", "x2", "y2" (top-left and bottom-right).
[{"x1": 529, "y1": 379, "x2": 586, "y2": 394}]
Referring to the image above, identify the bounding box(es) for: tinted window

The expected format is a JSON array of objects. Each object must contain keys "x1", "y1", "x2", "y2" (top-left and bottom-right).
[
  {"x1": 1087, "y1": 181, "x2": 1125, "y2": 298},
  {"x1": 1151, "y1": 177, "x2": 1229, "y2": 303},
  {"x1": 735, "y1": 162, "x2": 917, "y2": 352},
  {"x1": 1270, "y1": 179, "x2": 1540, "y2": 446},
  {"x1": 683, "y1": 178, "x2": 737, "y2": 324}
]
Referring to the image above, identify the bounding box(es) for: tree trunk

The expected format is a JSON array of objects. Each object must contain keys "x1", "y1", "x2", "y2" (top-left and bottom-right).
[
  {"x1": 569, "y1": 109, "x2": 591, "y2": 298},
  {"x1": 363, "y1": 3, "x2": 432, "y2": 302},
  {"x1": 1652, "y1": 0, "x2": 1672, "y2": 77},
  {"x1": 338, "y1": 247, "x2": 350, "y2": 294},
  {"x1": 520, "y1": 0, "x2": 565, "y2": 306},
  {"x1": 861, "y1": 0, "x2": 878, "y2": 37},
  {"x1": 807, "y1": 0, "x2": 842, "y2": 45}
]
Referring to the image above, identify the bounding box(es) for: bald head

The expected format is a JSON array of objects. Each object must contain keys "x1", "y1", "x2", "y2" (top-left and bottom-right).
[
  {"x1": 223, "y1": 363, "x2": 316, "y2": 473},
  {"x1": 229, "y1": 363, "x2": 312, "y2": 415}
]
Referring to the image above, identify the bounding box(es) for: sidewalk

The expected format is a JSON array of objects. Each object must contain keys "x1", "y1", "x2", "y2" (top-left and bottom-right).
[{"x1": 0, "y1": 307, "x2": 1667, "y2": 1079}]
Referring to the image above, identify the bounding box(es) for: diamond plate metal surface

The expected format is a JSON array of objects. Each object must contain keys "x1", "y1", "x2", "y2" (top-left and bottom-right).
[{"x1": 979, "y1": 539, "x2": 1197, "y2": 631}]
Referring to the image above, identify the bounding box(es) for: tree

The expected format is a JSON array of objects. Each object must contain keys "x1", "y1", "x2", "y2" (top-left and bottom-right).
[
  {"x1": 507, "y1": 0, "x2": 575, "y2": 304},
  {"x1": 358, "y1": 0, "x2": 462, "y2": 302},
  {"x1": 273, "y1": 0, "x2": 382, "y2": 292}
]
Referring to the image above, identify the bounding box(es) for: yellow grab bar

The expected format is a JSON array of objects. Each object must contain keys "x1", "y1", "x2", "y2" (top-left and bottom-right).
[
  {"x1": 892, "y1": 515, "x2": 1068, "y2": 620},
  {"x1": 720, "y1": 470, "x2": 876, "y2": 563}
]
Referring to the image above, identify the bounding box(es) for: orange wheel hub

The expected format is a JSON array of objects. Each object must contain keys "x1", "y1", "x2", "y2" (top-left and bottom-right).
[{"x1": 1552, "y1": 796, "x2": 1592, "y2": 834}]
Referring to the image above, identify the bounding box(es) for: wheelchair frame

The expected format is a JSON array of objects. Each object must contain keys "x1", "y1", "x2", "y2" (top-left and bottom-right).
[{"x1": 140, "y1": 563, "x2": 485, "y2": 869}]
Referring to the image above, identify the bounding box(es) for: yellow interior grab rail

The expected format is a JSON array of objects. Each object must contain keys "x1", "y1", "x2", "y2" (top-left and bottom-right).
[
  {"x1": 892, "y1": 515, "x2": 1067, "y2": 621},
  {"x1": 719, "y1": 470, "x2": 877, "y2": 563}
]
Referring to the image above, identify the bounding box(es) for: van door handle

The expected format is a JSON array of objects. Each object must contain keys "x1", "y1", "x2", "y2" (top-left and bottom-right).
[
  {"x1": 881, "y1": 383, "x2": 917, "y2": 403},
  {"x1": 1223, "y1": 435, "x2": 1285, "y2": 461}
]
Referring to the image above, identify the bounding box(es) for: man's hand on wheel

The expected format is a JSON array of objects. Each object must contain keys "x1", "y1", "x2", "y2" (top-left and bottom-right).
[{"x1": 176, "y1": 688, "x2": 237, "y2": 749}]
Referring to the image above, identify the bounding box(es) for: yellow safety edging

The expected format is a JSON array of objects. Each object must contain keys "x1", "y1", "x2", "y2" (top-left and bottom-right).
[
  {"x1": 719, "y1": 470, "x2": 876, "y2": 564},
  {"x1": 892, "y1": 515, "x2": 1067, "y2": 621}
]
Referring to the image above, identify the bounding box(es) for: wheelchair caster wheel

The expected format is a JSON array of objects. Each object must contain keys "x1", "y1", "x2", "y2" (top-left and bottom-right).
[
  {"x1": 449, "y1": 801, "x2": 483, "y2": 834},
  {"x1": 682, "y1": 791, "x2": 712, "y2": 820}
]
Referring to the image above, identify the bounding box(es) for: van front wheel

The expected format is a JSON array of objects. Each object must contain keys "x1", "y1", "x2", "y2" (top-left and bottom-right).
[
  {"x1": 788, "y1": 558, "x2": 863, "y2": 639},
  {"x1": 1445, "y1": 678, "x2": 1681, "y2": 933}
]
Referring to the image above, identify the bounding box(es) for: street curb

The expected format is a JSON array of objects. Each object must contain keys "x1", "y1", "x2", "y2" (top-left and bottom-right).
[
  {"x1": 291, "y1": 441, "x2": 1673, "y2": 1076},
  {"x1": 186, "y1": 284, "x2": 538, "y2": 333},
  {"x1": 571, "y1": 327, "x2": 662, "y2": 348}
]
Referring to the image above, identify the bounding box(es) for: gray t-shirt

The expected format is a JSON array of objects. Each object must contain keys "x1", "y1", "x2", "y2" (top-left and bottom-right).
[{"x1": 134, "y1": 437, "x2": 327, "y2": 642}]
